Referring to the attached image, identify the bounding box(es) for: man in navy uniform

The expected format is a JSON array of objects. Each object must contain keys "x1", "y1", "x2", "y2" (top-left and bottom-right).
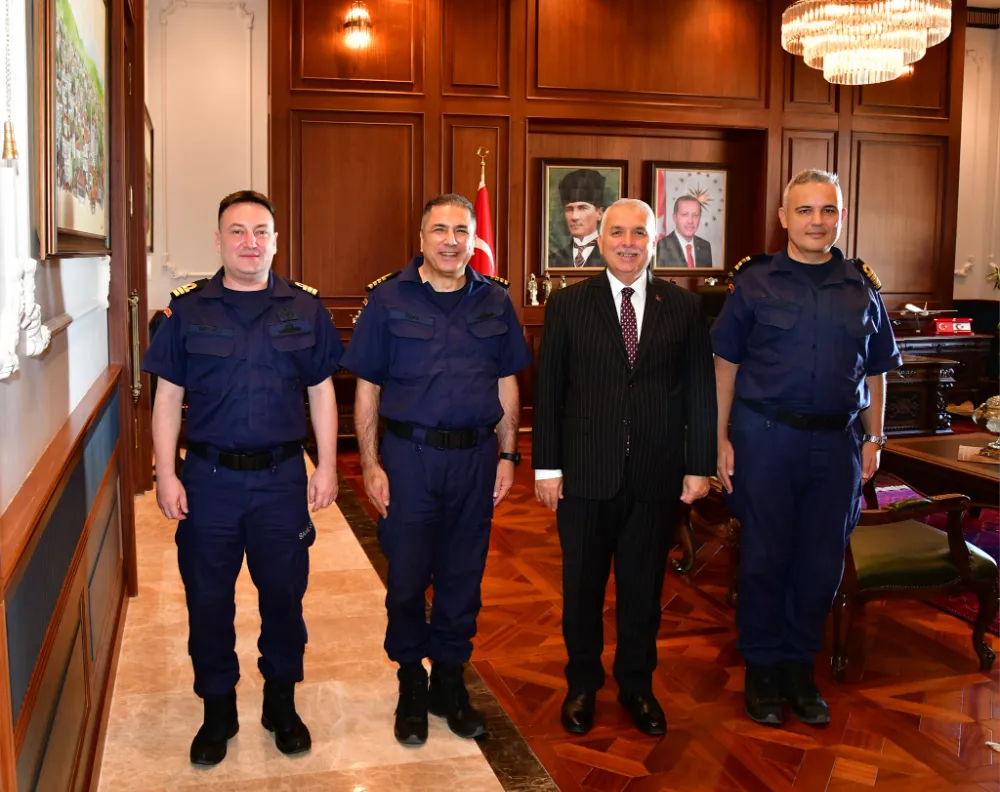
[
  {"x1": 341, "y1": 193, "x2": 531, "y2": 745},
  {"x1": 142, "y1": 189, "x2": 343, "y2": 765},
  {"x1": 711, "y1": 169, "x2": 901, "y2": 726}
]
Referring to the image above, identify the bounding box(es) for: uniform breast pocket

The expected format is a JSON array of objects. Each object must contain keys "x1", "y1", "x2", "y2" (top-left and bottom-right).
[
  {"x1": 185, "y1": 326, "x2": 235, "y2": 389},
  {"x1": 387, "y1": 314, "x2": 435, "y2": 380},
  {"x1": 752, "y1": 300, "x2": 801, "y2": 362},
  {"x1": 268, "y1": 322, "x2": 316, "y2": 380},
  {"x1": 467, "y1": 316, "x2": 508, "y2": 371}
]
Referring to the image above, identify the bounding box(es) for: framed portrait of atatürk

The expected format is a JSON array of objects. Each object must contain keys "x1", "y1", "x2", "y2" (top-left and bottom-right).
[
  {"x1": 648, "y1": 163, "x2": 727, "y2": 274},
  {"x1": 541, "y1": 159, "x2": 627, "y2": 273}
]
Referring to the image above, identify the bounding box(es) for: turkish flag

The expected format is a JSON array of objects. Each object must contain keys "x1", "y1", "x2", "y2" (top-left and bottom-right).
[{"x1": 469, "y1": 178, "x2": 496, "y2": 276}]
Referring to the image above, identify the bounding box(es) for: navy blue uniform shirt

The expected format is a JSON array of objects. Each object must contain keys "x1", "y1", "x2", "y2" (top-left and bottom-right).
[
  {"x1": 710, "y1": 247, "x2": 902, "y2": 414},
  {"x1": 141, "y1": 268, "x2": 344, "y2": 451},
  {"x1": 340, "y1": 256, "x2": 532, "y2": 429}
]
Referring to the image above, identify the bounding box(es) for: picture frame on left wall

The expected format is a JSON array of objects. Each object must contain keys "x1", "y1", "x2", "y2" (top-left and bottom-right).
[{"x1": 34, "y1": 0, "x2": 111, "y2": 258}]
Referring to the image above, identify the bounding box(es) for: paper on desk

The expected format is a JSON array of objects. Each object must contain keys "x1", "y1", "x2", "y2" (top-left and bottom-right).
[{"x1": 957, "y1": 446, "x2": 1000, "y2": 465}]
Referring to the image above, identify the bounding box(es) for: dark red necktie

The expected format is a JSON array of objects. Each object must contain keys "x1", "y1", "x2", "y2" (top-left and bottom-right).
[
  {"x1": 685, "y1": 243, "x2": 695, "y2": 268},
  {"x1": 620, "y1": 286, "x2": 638, "y2": 368}
]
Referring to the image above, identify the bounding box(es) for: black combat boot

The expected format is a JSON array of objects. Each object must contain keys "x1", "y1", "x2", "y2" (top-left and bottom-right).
[
  {"x1": 261, "y1": 681, "x2": 312, "y2": 755},
  {"x1": 190, "y1": 690, "x2": 239, "y2": 766},
  {"x1": 744, "y1": 664, "x2": 785, "y2": 725},
  {"x1": 394, "y1": 663, "x2": 429, "y2": 745},
  {"x1": 428, "y1": 662, "x2": 487, "y2": 739},
  {"x1": 781, "y1": 662, "x2": 831, "y2": 725}
]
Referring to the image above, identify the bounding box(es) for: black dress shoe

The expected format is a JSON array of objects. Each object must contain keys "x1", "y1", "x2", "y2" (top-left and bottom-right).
[
  {"x1": 781, "y1": 662, "x2": 830, "y2": 726},
  {"x1": 190, "y1": 691, "x2": 239, "y2": 766},
  {"x1": 428, "y1": 662, "x2": 487, "y2": 739},
  {"x1": 394, "y1": 663, "x2": 429, "y2": 745},
  {"x1": 617, "y1": 691, "x2": 666, "y2": 736},
  {"x1": 560, "y1": 691, "x2": 596, "y2": 734},
  {"x1": 744, "y1": 664, "x2": 785, "y2": 725},
  {"x1": 261, "y1": 681, "x2": 312, "y2": 755}
]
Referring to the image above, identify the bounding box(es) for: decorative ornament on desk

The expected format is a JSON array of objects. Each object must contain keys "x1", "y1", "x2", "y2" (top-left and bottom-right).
[
  {"x1": 972, "y1": 396, "x2": 1000, "y2": 460},
  {"x1": 560, "y1": 274, "x2": 568, "y2": 289},
  {"x1": 528, "y1": 273, "x2": 539, "y2": 306},
  {"x1": 542, "y1": 271, "x2": 552, "y2": 303}
]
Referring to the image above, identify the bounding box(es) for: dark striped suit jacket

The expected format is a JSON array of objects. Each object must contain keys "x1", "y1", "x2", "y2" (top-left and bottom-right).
[{"x1": 532, "y1": 271, "x2": 717, "y2": 501}]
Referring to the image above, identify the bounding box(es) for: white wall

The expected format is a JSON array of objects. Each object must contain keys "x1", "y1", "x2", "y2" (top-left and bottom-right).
[
  {"x1": 0, "y1": 0, "x2": 111, "y2": 512},
  {"x1": 145, "y1": 0, "x2": 268, "y2": 310},
  {"x1": 955, "y1": 27, "x2": 1000, "y2": 302}
]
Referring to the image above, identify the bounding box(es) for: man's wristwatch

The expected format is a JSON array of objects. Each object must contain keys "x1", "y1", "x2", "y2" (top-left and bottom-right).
[
  {"x1": 862, "y1": 433, "x2": 887, "y2": 449},
  {"x1": 499, "y1": 451, "x2": 521, "y2": 466}
]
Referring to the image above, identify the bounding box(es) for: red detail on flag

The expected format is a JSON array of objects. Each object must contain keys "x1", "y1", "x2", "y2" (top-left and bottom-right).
[{"x1": 469, "y1": 181, "x2": 496, "y2": 276}]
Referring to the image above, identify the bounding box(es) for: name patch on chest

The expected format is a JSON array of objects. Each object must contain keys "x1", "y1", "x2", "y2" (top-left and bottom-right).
[
  {"x1": 388, "y1": 309, "x2": 434, "y2": 326},
  {"x1": 269, "y1": 319, "x2": 312, "y2": 336},
  {"x1": 188, "y1": 324, "x2": 235, "y2": 337}
]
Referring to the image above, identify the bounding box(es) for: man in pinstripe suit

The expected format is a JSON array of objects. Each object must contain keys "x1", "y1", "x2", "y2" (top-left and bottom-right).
[{"x1": 533, "y1": 199, "x2": 717, "y2": 736}]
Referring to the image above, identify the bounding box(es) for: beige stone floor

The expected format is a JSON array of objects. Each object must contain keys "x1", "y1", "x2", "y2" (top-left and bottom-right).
[{"x1": 97, "y1": 456, "x2": 503, "y2": 792}]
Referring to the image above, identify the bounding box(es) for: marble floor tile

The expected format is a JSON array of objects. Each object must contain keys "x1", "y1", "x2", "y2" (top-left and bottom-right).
[{"x1": 97, "y1": 459, "x2": 505, "y2": 792}]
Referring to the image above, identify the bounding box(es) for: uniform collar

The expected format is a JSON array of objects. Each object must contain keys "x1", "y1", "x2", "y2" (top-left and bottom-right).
[
  {"x1": 200, "y1": 268, "x2": 291, "y2": 298},
  {"x1": 401, "y1": 255, "x2": 489, "y2": 293},
  {"x1": 772, "y1": 246, "x2": 860, "y2": 286}
]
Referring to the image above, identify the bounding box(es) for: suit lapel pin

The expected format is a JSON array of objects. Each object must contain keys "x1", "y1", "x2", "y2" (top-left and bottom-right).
[{"x1": 654, "y1": 294, "x2": 662, "y2": 303}]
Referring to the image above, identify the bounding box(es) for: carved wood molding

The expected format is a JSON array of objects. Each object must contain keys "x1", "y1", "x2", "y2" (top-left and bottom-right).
[{"x1": 158, "y1": 0, "x2": 255, "y2": 279}]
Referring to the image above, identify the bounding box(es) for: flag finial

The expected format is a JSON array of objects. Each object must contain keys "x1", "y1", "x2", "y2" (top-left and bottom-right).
[{"x1": 476, "y1": 146, "x2": 489, "y2": 187}]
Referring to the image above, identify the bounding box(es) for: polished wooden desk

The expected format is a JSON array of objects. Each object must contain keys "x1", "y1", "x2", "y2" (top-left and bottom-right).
[
  {"x1": 884, "y1": 353, "x2": 957, "y2": 436},
  {"x1": 881, "y1": 432, "x2": 1000, "y2": 507}
]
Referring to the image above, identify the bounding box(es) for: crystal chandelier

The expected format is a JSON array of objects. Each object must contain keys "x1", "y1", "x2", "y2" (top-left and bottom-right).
[{"x1": 781, "y1": 0, "x2": 952, "y2": 85}]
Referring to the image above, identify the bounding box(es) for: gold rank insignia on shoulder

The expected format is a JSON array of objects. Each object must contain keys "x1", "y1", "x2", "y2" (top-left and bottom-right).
[
  {"x1": 732, "y1": 253, "x2": 769, "y2": 274},
  {"x1": 292, "y1": 281, "x2": 319, "y2": 296},
  {"x1": 170, "y1": 279, "x2": 205, "y2": 299},
  {"x1": 855, "y1": 258, "x2": 882, "y2": 291},
  {"x1": 366, "y1": 270, "x2": 402, "y2": 292},
  {"x1": 484, "y1": 274, "x2": 510, "y2": 288}
]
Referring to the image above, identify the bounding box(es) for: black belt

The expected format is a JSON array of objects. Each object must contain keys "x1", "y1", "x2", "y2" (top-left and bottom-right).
[
  {"x1": 186, "y1": 441, "x2": 303, "y2": 471},
  {"x1": 386, "y1": 419, "x2": 495, "y2": 450},
  {"x1": 739, "y1": 399, "x2": 856, "y2": 432}
]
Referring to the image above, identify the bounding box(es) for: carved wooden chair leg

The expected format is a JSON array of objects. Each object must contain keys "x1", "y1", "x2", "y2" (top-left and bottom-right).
[
  {"x1": 672, "y1": 505, "x2": 696, "y2": 574},
  {"x1": 973, "y1": 579, "x2": 999, "y2": 670},
  {"x1": 831, "y1": 590, "x2": 853, "y2": 681}
]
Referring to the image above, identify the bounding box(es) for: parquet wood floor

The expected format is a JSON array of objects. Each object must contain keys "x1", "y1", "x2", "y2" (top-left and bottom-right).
[{"x1": 339, "y1": 437, "x2": 999, "y2": 791}]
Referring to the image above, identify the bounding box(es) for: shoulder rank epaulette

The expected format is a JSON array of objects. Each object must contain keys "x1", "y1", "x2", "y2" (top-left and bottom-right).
[
  {"x1": 483, "y1": 274, "x2": 510, "y2": 288},
  {"x1": 732, "y1": 253, "x2": 770, "y2": 275},
  {"x1": 854, "y1": 258, "x2": 882, "y2": 291},
  {"x1": 170, "y1": 279, "x2": 207, "y2": 299},
  {"x1": 290, "y1": 280, "x2": 319, "y2": 297},
  {"x1": 366, "y1": 270, "x2": 401, "y2": 292}
]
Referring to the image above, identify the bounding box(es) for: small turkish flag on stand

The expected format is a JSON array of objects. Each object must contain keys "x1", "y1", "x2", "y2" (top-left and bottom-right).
[{"x1": 469, "y1": 157, "x2": 496, "y2": 276}]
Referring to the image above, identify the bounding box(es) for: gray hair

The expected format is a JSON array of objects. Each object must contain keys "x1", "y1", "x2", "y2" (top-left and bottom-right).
[
  {"x1": 420, "y1": 193, "x2": 477, "y2": 233},
  {"x1": 599, "y1": 198, "x2": 656, "y2": 236},
  {"x1": 783, "y1": 168, "x2": 842, "y2": 209}
]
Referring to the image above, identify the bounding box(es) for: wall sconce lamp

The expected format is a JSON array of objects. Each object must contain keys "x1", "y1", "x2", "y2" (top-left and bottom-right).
[{"x1": 344, "y1": 1, "x2": 373, "y2": 50}]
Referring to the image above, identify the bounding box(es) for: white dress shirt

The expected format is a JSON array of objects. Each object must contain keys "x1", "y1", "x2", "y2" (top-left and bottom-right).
[
  {"x1": 535, "y1": 269, "x2": 648, "y2": 481},
  {"x1": 572, "y1": 231, "x2": 600, "y2": 266}
]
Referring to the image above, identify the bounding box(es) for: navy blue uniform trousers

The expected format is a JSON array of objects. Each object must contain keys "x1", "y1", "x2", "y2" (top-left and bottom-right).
[
  {"x1": 377, "y1": 431, "x2": 497, "y2": 665},
  {"x1": 728, "y1": 401, "x2": 863, "y2": 666},
  {"x1": 177, "y1": 451, "x2": 314, "y2": 699}
]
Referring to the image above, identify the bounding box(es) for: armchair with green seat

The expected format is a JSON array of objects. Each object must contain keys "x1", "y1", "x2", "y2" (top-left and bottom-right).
[{"x1": 831, "y1": 478, "x2": 998, "y2": 680}]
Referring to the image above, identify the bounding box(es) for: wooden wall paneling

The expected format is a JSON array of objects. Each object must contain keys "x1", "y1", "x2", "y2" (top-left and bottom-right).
[
  {"x1": 850, "y1": 135, "x2": 947, "y2": 304},
  {"x1": 784, "y1": 54, "x2": 837, "y2": 112},
  {"x1": 854, "y1": 40, "x2": 951, "y2": 119},
  {"x1": 292, "y1": 0, "x2": 425, "y2": 93},
  {"x1": 442, "y1": 0, "x2": 508, "y2": 96},
  {"x1": 290, "y1": 112, "x2": 424, "y2": 320},
  {"x1": 782, "y1": 130, "x2": 837, "y2": 183},
  {"x1": 0, "y1": 599, "x2": 17, "y2": 791},
  {"x1": 530, "y1": 0, "x2": 767, "y2": 105},
  {"x1": 443, "y1": 116, "x2": 510, "y2": 278}
]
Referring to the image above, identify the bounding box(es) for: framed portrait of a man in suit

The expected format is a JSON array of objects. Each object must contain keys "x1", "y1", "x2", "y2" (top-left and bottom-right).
[
  {"x1": 648, "y1": 163, "x2": 727, "y2": 273},
  {"x1": 541, "y1": 159, "x2": 627, "y2": 272}
]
